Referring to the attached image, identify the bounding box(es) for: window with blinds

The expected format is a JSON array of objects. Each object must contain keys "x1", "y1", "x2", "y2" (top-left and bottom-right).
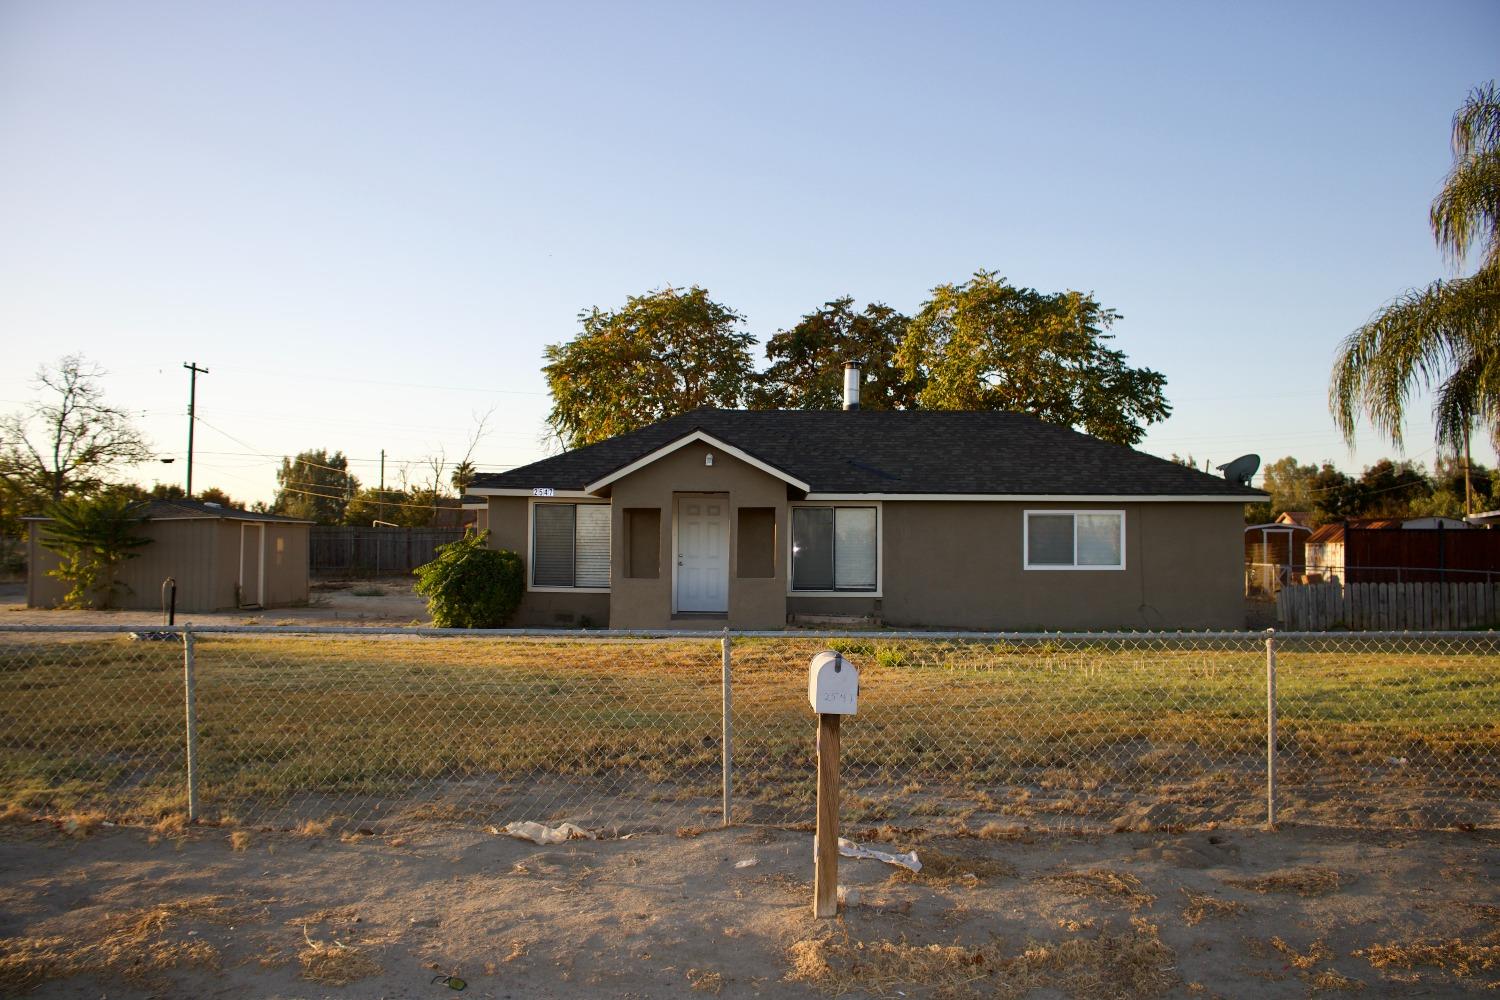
[
  {"x1": 791, "y1": 505, "x2": 878, "y2": 592},
  {"x1": 1024, "y1": 510, "x2": 1125, "y2": 569},
  {"x1": 533, "y1": 503, "x2": 612, "y2": 588}
]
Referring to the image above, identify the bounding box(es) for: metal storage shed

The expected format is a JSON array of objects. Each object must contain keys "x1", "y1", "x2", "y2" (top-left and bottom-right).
[{"x1": 25, "y1": 499, "x2": 313, "y2": 612}]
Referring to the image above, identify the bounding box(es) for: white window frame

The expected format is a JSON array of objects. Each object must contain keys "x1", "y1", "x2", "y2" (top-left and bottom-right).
[
  {"x1": 527, "y1": 499, "x2": 612, "y2": 593},
  {"x1": 787, "y1": 501, "x2": 883, "y2": 597},
  {"x1": 1023, "y1": 509, "x2": 1127, "y2": 571}
]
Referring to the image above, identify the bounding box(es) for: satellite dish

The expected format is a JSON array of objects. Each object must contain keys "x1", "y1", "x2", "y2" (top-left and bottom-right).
[{"x1": 1217, "y1": 454, "x2": 1260, "y2": 487}]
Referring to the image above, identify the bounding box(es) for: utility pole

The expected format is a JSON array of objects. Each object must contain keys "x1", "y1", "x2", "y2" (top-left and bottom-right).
[
  {"x1": 183, "y1": 362, "x2": 209, "y2": 497},
  {"x1": 1463, "y1": 427, "x2": 1475, "y2": 518},
  {"x1": 379, "y1": 449, "x2": 386, "y2": 523}
]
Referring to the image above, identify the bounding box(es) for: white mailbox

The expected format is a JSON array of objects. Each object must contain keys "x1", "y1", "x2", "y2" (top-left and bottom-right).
[{"x1": 808, "y1": 651, "x2": 859, "y2": 715}]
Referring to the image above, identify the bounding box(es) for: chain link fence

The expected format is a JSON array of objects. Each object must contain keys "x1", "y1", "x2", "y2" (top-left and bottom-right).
[{"x1": 0, "y1": 626, "x2": 1495, "y2": 834}]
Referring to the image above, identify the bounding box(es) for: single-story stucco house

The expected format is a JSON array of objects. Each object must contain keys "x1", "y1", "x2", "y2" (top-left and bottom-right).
[
  {"x1": 26, "y1": 499, "x2": 312, "y2": 613},
  {"x1": 468, "y1": 379, "x2": 1265, "y2": 631}
]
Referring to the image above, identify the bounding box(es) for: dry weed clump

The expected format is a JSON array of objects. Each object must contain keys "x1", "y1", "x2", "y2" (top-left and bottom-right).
[
  {"x1": 1180, "y1": 889, "x2": 1247, "y2": 927},
  {"x1": 293, "y1": 818, "x2": 333, "y2": 837},
  {"x1": 0, "y1": 896, "x2": 230, "y2": 994},
  {"x1": 1039, "y1": 869, "x2": 1155, "y2": 911},
  {"x1": 785, "y1": 918, "x2": 1177, "y2": 999},
  {"x1": 229, "y1": 830, "x2": 252, "y2": 851},
  {"x1": 58, "y1": 811, "x2": 106, "y2": 838},
  {"x1": 890, "y1": 847, "x2": 1017, "y2": 887},
  {"x1": 1307, "y1": 967, "x2": 1366, "y2": 991},
  {"x1": 299, "y1": 927, "x2": 382, "y2": 986},
  {"x1": 687, "y1": 966, "x2": 724, "y2": 993},
  {"x1": 152, "y1": 813, "x2": 188, "y2": 837},
  {"x1": 1270, "y1": 936, "x2": 1333, "y2": 970},
  {"x1": 1226, "y1": 866, "x2": 1349, "y2": 897},
  {"x1": 1355, "y1": 937, "x2": 1499, "y2": 978}
]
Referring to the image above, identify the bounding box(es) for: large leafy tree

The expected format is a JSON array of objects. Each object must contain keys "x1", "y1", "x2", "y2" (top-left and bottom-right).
[
  {"x1": 272, "y1": 449, "x2": 357, "y2": 524},
  {"x1": 898, "y1": 271, "x2": 1170, "y2": 445},
  {"x1": 543, "y1": 287, "x2": 755, "y2": 448},
  {"x1": 752, "y1": 297, "x2": 922, "y2": 410},
  {"x1": 41, "y1": 494, "x2": 152, "y2": 609},
  {"x1": 1355, "y1": 459, "x2": 1432, "y2": 518},
  {"x1": 1331, "y1": 81, "x2": 1500, "y2": 455},
  {"x1": 0, "y1": 356, "x2": 153, "y2": 528}
]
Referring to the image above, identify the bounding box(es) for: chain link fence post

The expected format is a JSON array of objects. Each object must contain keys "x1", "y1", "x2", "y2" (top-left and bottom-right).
[
  {"x1": 182, "y1": 624, "x2": 200, "y2": 822},
  {"x1": 1265, "y1": 627, "x2": 1277, "y2": 830},
  {"x1": 721, "y1": 628, "x2": 733, "y2": 828}
]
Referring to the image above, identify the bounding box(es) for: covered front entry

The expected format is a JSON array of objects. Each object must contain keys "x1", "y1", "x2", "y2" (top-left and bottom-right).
[{"x1": 675, "y1": 494, "x2": 729, "y2": 613}]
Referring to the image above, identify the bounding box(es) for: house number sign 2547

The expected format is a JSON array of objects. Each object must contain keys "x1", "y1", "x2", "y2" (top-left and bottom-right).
[{"x1": 532, "y1": 488, "x2": 555, "y2": 497}]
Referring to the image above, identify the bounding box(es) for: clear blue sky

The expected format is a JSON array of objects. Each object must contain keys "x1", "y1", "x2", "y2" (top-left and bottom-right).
[{"x1": 2, "y1": 1, "x2": 1497, "y2": 504}]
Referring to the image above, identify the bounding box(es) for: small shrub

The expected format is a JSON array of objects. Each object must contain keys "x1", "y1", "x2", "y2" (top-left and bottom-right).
[{"x1": 413, "y1": 531, "x2": 523, "y2": 628}]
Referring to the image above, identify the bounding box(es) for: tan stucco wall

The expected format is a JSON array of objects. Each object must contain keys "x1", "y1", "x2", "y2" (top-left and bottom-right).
[
  {"x1": 484, "y1": 496, "x2": 611, "y2": 627},
  {"x1": 872, "y1": 500, "x2": 1245, "y2": 630},
  {"x1": 481, "y1": 484, "x2": 1246, "y2": 631},
  {"x1": 27, "y1": 518, "x2": 308, "y2": 613},
  {"x1": 608, "y1": 442, "x2": 789, "y2": 629}
]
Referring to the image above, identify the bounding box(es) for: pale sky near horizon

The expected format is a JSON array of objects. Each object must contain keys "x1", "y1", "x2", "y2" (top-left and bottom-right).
[{"x1": 2, "y1": 1, "x2": 1497, "y2": 507}]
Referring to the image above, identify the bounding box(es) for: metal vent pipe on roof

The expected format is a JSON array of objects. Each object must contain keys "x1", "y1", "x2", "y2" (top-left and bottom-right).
[{"x1": 843, "y1": 362, "x2": 861, "y2": 411}]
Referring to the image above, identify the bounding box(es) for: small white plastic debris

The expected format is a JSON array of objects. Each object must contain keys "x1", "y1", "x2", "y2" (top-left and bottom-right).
[
  {"x1": 734, "y1": 858, "x2": 759, "y2": 869},
  {"x1": 498, "y1": 821, "x2": 595, "y2": 844},
  {"x1": 837, "y1": 885, "x2": 861, "y2": 907},
  {"x1": 838, "y1": 837, "x2": 921, "y2": 873}
]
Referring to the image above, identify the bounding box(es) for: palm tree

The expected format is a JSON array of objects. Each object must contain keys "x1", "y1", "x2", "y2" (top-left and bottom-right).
[{"x1": 1331, "y1": 82, "x2": 1500, "y2": 463}]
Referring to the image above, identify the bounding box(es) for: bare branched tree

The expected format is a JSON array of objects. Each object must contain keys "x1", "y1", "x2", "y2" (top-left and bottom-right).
[
  {"x1": 450, "y1": 405, "x2": 495, "y2": 494},
  {"x1": 0, "y1": 355, "x2": 153, "y2": 511}
]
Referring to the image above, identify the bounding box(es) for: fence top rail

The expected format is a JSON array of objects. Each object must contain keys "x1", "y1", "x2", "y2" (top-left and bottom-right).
[{"x1": 0, "y1": 624, "x2": 1493, "y2": 641}]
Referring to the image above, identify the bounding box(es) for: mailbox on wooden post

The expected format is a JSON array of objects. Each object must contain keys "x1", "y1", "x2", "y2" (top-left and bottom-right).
[{"x1": 809, "y1": 651, "x2": 858, "y2": 918}]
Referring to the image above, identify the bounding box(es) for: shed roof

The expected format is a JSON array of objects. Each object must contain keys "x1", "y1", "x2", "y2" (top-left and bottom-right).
[
  {"x1": 25, "y1": 499, "x2": 313, "y2": 524},
  {"x1": 1305, "y1": 519, "x2": 1405, "y2": 545},
  {"x1": 471, "y1": 408, "x2": 1267, "y2": 499}
]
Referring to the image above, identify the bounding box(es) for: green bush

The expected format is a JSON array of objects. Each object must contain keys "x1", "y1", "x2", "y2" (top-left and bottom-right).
[{"x1": 413, "y1": 531, "x2": 523, "y2": 628}]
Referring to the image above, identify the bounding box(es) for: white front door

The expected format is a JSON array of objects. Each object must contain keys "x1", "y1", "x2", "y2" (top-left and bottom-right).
[{"x1": 676, "y1": 496, "x2": 729, "y2": 613}]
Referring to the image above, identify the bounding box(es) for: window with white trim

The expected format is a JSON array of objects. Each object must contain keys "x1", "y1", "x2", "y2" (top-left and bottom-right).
[
  {"x1": 533, "y1": 503, "x2": 611, "y2": 588},
  {"x1": 1024, "y1": 511, "x2": 1125, "y2": 569},
  {"x1": 792, "y1": 505, "x2": 877, "y2": 591}
]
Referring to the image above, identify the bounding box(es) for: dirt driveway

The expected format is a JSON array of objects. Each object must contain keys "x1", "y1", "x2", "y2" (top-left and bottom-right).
[
  {"x1": 0, "y1": 578, "x2": 432, "y2": 628},
  {"x1": 0, "y1": 816, "x2": 1494, "y2": 998}
]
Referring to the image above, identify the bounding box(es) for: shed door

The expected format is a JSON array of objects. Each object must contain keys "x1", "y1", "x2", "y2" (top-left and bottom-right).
[
  {"x1": 239, "y1": 523, "x2": 265, "y2": 607},
  {"x1": 676, "y1": 496, "x2": 729, "y2": 613}
]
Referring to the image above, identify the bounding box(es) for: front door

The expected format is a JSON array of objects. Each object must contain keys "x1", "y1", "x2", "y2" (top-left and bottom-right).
[{"x1": 676, "y1": 495, "x2": 729, "y2": 613}]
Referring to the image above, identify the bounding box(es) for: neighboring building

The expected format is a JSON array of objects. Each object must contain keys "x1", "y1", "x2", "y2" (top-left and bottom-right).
[
  {"x1": 1243, "y1": 516, "x2": 1314, "y2": 595},
  {"x1": 1304, "y1": 517, "x2": 1488, "y2": 584},
  {"x1": 467, "y1": 390, "x2": 1264, "y2": 630},
  {"x1": 26, "y1": 499, "x2": 312, "y2": 612},
  {"x1": 461, "y1": 493, "x2": 489, "y2": 535}
]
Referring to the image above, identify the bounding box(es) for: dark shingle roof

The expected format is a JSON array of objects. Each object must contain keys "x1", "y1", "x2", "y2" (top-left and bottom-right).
[{"x1": 471, "y1": 409, "x2": 1266, "y2": 498}]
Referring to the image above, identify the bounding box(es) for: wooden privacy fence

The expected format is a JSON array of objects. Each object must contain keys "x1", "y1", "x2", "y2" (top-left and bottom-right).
[
  {"x1": 1277, "y1": 581, "x2": 1500, "y2": 630},
  {"x1": 310, "y1": 526, "x2": 468, "y2": 576}
]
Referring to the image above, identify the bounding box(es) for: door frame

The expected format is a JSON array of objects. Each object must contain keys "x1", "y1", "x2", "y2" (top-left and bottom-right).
[
  {"x1": 672, "y1": 493, "x2": 730, "y2": 614},
  {"x1": 238, "y1": 522, "x2": 266, "y2": 608}
]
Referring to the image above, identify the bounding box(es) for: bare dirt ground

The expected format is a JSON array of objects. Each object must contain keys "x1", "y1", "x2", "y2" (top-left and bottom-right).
[
  {"x1": 0, "y1": 579, "x2": 432, "y2": 627},
  {"x1": 1, "y1": 817, "x2": 1494, "y2": 999}
]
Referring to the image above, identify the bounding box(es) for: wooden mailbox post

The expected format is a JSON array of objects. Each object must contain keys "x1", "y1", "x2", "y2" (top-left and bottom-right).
[{"x1": 808, "y1": 650, "x2": 859, "y2": 918}]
